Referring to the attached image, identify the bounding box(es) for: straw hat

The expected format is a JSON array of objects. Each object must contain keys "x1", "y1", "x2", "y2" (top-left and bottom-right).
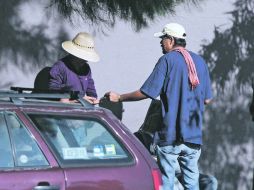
[
  {"x1": 62, "y1": 32, "x2": 100, "y2": 62},
  {"x1": 154, "y1": 23, "x2": 186, "y2": 39}
]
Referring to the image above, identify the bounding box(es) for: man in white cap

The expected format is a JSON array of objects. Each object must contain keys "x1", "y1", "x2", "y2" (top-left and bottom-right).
[
  {"x1": 105, "y1": 23, "x2": 213, "y2": 189},
  {"x1": 49, "y1": 32, "x2": 100, "y2": 104}
]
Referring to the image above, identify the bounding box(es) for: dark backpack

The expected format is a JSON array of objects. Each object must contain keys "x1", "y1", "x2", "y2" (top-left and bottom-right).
[
  {"x1": 34, "y1": 67, "x2": 51, "y2": 92},
  {"x1": 134, "y1": 99, "x2": 163, "y2": 154}
]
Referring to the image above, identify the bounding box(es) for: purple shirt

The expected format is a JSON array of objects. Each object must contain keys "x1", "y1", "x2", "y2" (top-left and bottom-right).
[{"x1": 49, "y1": 60, "x2": 97, "y2": 98}]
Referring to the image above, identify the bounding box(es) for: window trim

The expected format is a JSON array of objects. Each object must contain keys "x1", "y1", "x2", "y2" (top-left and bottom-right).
[
  {"x1": 27, "y1": 112, "x2": 135, "y2": 168},
  {"x1": 4, "y1": 111, "x2": 50, "y2": 169},
  {"x1": 0, "y1": 111, "x2": 15, "y2": 169}
]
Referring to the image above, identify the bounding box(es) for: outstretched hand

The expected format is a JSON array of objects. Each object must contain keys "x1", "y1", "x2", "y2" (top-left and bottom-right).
[
  {"x1": 104, "y1": 91, "x2": 121, "y2": 102},
  {"x1": 84, "y1": 96, "x2": 100, "y2": 105},
  {"x1": 60, "y1": 98, "x2": 78, "y2": 103}
]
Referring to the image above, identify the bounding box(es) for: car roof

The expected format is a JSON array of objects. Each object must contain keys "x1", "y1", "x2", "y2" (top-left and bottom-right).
[
  {"x1": 0, "y1": 87, "x2": 98, "y2": 110},
  {"x1": 0, "y1": 87, "x2": 125, "y2": 125}
]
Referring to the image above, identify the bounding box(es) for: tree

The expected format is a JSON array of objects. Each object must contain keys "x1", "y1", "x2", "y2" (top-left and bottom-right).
[
  {"x1": 48, "y1": 0, "x2": 201, "y2": 31},
  {"x1": 200, "y1": 0, "x2": 254, "y2": 89},
  {"x1": 0, "y1": 0, "x2": 68, "y2": 72},
  {"x1": 199, "y1": 0, "x2": 254, "y2": 189},
  {"x1": 0, "y1": 0, "x2": 202, "y2": 88}
]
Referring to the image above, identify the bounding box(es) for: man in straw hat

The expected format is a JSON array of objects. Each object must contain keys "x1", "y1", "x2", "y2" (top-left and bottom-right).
[
  {"x1": 105, "y1": 23, "x2": 213, "y2": 189},
  {"x1": 49, "y1": 32, "x2": 100, "y2": 104}
]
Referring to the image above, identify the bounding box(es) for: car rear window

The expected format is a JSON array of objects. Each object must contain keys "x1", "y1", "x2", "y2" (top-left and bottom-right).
[{"x1": 28, "y1": 114, "x2": 134, "y2": 167}]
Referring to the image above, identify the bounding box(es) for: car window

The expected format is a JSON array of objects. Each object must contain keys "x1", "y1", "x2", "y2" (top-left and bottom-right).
[
  {"x1": 0, "y1": 112, "x2": 14, "y2": 168},
  {"x1": 6, "y1": 113, "x2": 49, "y2": 167},
  {"x1": 28, "y1": 114, "x2": 134, "y2": 167}
]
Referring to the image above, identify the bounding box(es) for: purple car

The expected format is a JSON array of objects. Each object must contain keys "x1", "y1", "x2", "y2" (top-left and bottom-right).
[{"x1": 0, "y1": 88, "x2": 162, "y2": 190}]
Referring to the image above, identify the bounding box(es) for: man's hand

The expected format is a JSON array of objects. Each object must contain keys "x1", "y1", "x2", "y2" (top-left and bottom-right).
[
  {"x1": 104, "y1": 91, "x2": 121, "y2": 102},
  {"x1": 60, "y1": 98, "x2": 77, "y2": 103},
  {"x1": 84, "y1": 96, "x2": 100, "y2": 105}
]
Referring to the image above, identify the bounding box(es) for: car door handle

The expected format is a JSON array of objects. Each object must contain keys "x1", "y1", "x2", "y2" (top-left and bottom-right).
[{"x1": 33, "y1": 185, "x2": 60, "y2": 190}]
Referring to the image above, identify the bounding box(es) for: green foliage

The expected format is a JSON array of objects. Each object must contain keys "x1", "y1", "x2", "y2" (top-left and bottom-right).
[
  {"x1": 200, "y1": 86, "x2": 254, "y2": 190},
  {"x1": 199, "y1": 1, "x2": 254, "y2": 189},
  {"x1": 48, "y1": 0, "x2": 200, "y2": 31},
  {"x1": 200, "y1": 0, "x2": 254, "y2": 88},
  {"x1": 0, "y1": 0, "x2": 68, "y2": 72},
  {"x1": 0, "y1": 0, "x2": 201, "y2": 74}
]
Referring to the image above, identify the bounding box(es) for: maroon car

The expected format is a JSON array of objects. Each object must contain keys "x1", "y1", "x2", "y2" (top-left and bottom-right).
[{"x1": 0, "y1": 88, "x2": 162, "y2": 190}]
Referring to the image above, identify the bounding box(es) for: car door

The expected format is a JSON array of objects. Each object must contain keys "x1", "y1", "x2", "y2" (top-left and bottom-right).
[
  {"x1": 28, "y1": 113, "x2": 156, "y2": 190},
  {"x1": 0, "y1": 111, "x2": 65, "y2": 190}
]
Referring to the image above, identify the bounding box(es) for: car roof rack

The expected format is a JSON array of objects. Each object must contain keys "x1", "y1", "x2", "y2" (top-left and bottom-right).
[{"x1": 0, "y1": 86, "x2": 93, "y2": 108}]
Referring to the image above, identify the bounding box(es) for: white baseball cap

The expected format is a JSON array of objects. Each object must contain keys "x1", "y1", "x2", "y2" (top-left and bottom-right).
[{"x1": 154, "y1": 23, "x2": 187, "y2": 39}]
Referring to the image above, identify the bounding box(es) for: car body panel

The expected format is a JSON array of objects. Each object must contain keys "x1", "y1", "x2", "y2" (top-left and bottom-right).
[
  {"x1": 0, "y1": 169, "x2": 65, "y2": 190},
  {"x1": 63, "y1": 166, "x2": 153, "y2": 190},
  {"x1": 0, "y1": 97, "x2": 161, "y2": 190},
  {"x1": 0, "y1": 106, "x2": 65, "y2": 190},
  {"x1": 22, "y1": 107, "x2": 156, "y2": 190}
]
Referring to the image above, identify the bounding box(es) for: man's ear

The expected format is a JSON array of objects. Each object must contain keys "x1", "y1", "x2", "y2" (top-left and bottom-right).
[{"x1": 170, "y1": 37, "x2": 175, "y2": 46}]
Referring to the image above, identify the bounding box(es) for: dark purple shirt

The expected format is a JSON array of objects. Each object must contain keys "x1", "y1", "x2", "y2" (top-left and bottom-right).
[{"x1": 49, "y1": 60, "x2": 97, "y2": 98}]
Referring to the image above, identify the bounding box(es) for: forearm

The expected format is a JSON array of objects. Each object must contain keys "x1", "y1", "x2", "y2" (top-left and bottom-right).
[
  {"x1": 119, "y1": 90, "x2": 148, "y2": 102},
  {"x1": 86, "y1": 78, "x2": 97, "y2": 98},
  {"x1": 49, "y1": 66, "x2": 65, "y2": 90},
  {"x1": 105, "y1": 90, "x2": 148, "y2": 102},
  {"x1": 49, "y1": 79, "x2": 65, "y2": 90},
  {"x1": 86, "y1": 88, "x2": 97, "y2": 98}
]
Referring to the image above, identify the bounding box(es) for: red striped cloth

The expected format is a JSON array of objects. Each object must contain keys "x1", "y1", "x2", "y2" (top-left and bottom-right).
[{"x1": 173, "y1": 47, "x2": 200, "y2": 89}]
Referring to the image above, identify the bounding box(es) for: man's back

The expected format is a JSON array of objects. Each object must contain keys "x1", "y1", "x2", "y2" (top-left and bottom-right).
[{"x1": 155, "y1": 50, "x2": 212, "y2": 146}]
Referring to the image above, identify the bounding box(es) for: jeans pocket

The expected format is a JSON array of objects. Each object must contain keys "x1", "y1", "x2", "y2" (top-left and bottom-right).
[{"x1": 158, "y1": 145, "x2": 179, "y2": 155}]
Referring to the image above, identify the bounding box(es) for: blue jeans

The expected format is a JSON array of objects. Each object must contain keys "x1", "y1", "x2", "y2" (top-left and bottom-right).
[
  {"x1": 198, "y1": 174, "x2": 218, "y2": 190},
  {"x1": 156, "y1": 143, "x2": 201, "y2": 190},
  {"x1": 176, "y1": 169, "x2": 218, "y2": 190}
]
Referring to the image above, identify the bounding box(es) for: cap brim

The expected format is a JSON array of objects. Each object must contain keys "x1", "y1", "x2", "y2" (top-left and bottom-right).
[
  {"x1": 154, "y1": 32, "x2": 165, "y2": 38},
  {"x1": 62, "y1": 41, "x2": 100, "y2": 63}
]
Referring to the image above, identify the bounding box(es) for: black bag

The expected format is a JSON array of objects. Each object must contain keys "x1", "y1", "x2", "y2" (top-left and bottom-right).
[
  {"x1": 99, "y1": 97, "x2": 124, "y2": 121},
  {"x1": 134, "y1": 99, "x2": 163, "y2": 154},
  {"x1": 34, "y1": 67, "x2": 51, "y2": 91}
]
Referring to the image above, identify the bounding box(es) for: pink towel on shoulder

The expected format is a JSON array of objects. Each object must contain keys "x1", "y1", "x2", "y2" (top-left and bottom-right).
[{"x1": 173, "y1": 47, "x2": 200, "y2": 89}]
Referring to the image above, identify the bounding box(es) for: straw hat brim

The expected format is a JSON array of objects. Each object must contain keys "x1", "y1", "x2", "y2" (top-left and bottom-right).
[{"x1": 62, "y1": 41, "x2": 100, "y2": 62}]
